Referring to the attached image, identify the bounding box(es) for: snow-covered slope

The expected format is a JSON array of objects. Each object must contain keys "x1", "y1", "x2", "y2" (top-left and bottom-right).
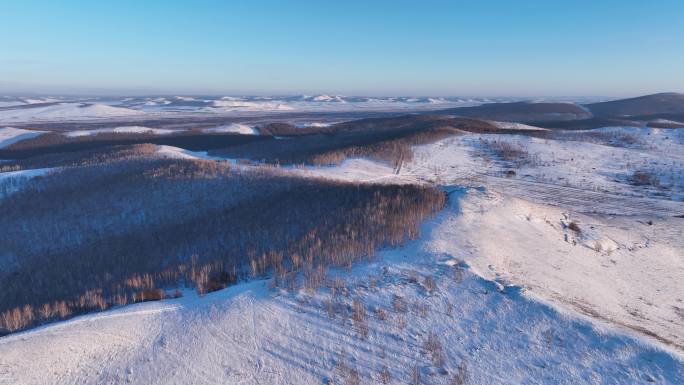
[
  {"x1": 429, "y1": 188, "x2": 684, "y2": 350},
  {"x1": 404, "y1": 128, "x2": 684, "y2": 203},
  {"x1": 487, "y1": 120, "x2": 549, "y2": 131},
  {"x1": 1, "y1": 190, "x2": 681, "y2": 385},
  {"x1": 0, "y1": 168, "x2": 56, "y2": 198},
  {"x1": 155, "y1": 145, "x2": 224, "y2": 161},
  {"x1": 202, "y1": 123, "x2": 257, "y2": 135},
  {"x1": 2, "y1": 124, "x2": 683, "y2": 384},
  {"x1": 0, "y1": 127, "x2": 47, "y2": 148},
  {"x1": 0, "y1": 103, "x2": 144, "y2": 124},
  {"x1": 64, "y1": 126, "x2": 176, "y2": 137}
]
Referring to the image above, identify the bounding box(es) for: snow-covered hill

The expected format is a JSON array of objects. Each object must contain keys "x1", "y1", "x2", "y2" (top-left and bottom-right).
[
  {"x1": 64, "y1": 126, "x2": 176, "y2": 137},
  {"x1": 0, "y1": 103, "x2": 144, "y2": 124},
  {"x1": 202, "y1": 123, "x2": 258, "y2": 135},
  {"x1": 0, "y1": 127, "x2": 47, "y2": 148},
  {"x1": 2, "y1": 122, "x2": 683, "y2": 384},
  {"x1": 1, "y1": 189, "x2": 681, "y2": 385}
]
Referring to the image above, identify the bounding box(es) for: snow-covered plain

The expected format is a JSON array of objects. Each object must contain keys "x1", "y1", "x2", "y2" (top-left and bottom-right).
[
  {"x1": 1, "y1": 189, "x2": 681, "y2": 385},
  {"x1": 0, "y1": 103, "x2": 144, "y2": 123},
  {"x1": 0, "y1": 95, "x2": 516, "y2": 124}
]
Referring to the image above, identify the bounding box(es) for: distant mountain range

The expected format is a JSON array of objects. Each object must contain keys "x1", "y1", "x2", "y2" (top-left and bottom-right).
[
  {"x1": 585, "y1": 92, "x2": 684, "y2": 117},
  {"x1": 438, "y1": 92, "x2": 684, "y2": 129},
  {"x1": 1, "y1": 92, "x2": 682, "y2": 128}
]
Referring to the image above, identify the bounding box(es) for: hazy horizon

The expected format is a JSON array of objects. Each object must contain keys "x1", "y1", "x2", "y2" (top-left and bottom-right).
[{"x1": 1, "y1": 0, "x2": 683, "y2": 97}]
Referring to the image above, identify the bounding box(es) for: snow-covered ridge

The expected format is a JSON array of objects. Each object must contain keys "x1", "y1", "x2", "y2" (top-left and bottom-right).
[
  {"x1": 0, "y1": 103, "x2": 143, "y2": 124},
  {"x1": 0, "y1": 127, "x2": 47, "y2": 148},
  {"x1": 64, "y1": 126, "x2": 177, "y2": 137},
  {"x1": 487, "y1": 120, "x2": 548, "y2": 131},
  {"x1": 0, "y1": 168, "x2": 56, "y2": 198},
  {"x1": 210, "y1": 99, "x2": 295, "y2": 112},
  {"x1": 202, "y1": 123, "x2": 258, "y2": 135},
  {"x1": 0, "y1": 95, "x2": 528, "y2": 123},
  {"x1": 155, "y1": 145, "x2": 225, "y2": 161}
]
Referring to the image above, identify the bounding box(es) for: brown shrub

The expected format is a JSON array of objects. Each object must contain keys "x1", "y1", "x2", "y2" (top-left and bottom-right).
[
  {"x1": 424, "y1": 331, "x2": 445, "y2": 367},
  {"x1": 379, "y1": 366, "x2": 391, "y2": 384},
  {"x1": 568, "y1": 221, "x2": 581, "y2": 234},
  {"x1": 478, "y1": 138, "x2": 531, "y2": 165},
  {"x1": 423, "y1": 275, "x2": 437, "y2": 293},
  {"x1": 451, "y1": 360, "x2": 468, "y2": 385},
  {"x1": 134, "y1": 289, "x2": 165, "y2": 302},
  {"x1": 335, "y1": 361, "x2": 361, "y2": 385},
  {"x1": 352, "y1": 299, "x2": 368, "y2": 338},
  {"x1": 411, "y1": 365, "x2": 421, "y2": 385},
  {"x1": 392, "y1": 295, "x2": 408, "y2": 313},
  {"x1": 630, "y1": 170, "x2": 660, "y2": 187}
]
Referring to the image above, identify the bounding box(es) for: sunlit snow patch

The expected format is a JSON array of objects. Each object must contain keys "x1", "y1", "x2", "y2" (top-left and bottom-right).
[
  {"x1": 202, "y1": 123, "x2": 257, "y2": 135},
  {"x1": 64, "y1": 126, "x2": 177, "y2": 137}
]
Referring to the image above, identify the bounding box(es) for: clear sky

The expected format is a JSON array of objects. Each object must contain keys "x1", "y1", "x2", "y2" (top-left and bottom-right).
[{"x1": 1, "y1": 0, "x2": 683, "y2": 96}]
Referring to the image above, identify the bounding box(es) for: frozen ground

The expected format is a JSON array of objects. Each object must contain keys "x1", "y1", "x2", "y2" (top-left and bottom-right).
[{"x1": 1, "y1": 189, "x2": 681, "y2": 385}]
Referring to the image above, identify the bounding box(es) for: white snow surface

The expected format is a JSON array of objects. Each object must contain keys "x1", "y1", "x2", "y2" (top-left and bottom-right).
[
  {"x1": 0, "y1": 127, "x2": 47, "y2": 148},
  {"x1": 488, "y1": 120, "x2": 549, "y2": 131},
  {"x1": 2, "y1": 126, "x2": 684, "y2": 384},
  {"x1": 210, "y1": 99, "x2": 295, "y2": 112},
  {"x1": 0, "y1": 168, "x2": 56, "y2": 198},
  {"x1": 64, "y1": 126, "x2": 177, "y2": 137},
  {"x1": 155, "y1": 145, "x2": 225, "y2": 161},
  {"x1": 403, "y1": 128, "x2": 684, "y2": 204},
  {"x1": 147, "y1": 132, "x2": 684, "y2": 352},
  {"x1": 429, "y1": 189, "x2": 684, "y2": 350},
  {"x1": 651, "y1": 118, "x2": 684, "y2": 125},
  {"x1": 1, "y1": 190, "x2": 681, "y2": 385},
  {"x1": 202, "y1": 123, "x2": 257, "y2": 135},
  {"x1": 0, "y1": 103, "x2": 144, "y2": 123}
]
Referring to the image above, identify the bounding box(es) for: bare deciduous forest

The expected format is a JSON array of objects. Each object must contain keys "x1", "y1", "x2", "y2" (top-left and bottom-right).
[
  {"x1": 214, "y1": 115, "x2": 502, "y2": 166},
  {"x1": 0, "y1": 155, "x2": 445, "y2": 334}
]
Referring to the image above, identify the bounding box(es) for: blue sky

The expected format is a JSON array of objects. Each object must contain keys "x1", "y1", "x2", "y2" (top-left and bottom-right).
[{"x1": 1, "y1": 0, "x2": 682, "y2": 96}]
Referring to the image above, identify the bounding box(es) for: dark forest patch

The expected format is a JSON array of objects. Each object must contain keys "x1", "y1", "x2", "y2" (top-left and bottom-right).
[{"x1": 0, "y1": 158, "x2": 445, "y2": 334}]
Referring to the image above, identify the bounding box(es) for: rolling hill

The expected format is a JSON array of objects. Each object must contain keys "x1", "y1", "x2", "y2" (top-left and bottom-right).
[{"x1": 586, "y1": 92, "x2": 684, "y2": 117}]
